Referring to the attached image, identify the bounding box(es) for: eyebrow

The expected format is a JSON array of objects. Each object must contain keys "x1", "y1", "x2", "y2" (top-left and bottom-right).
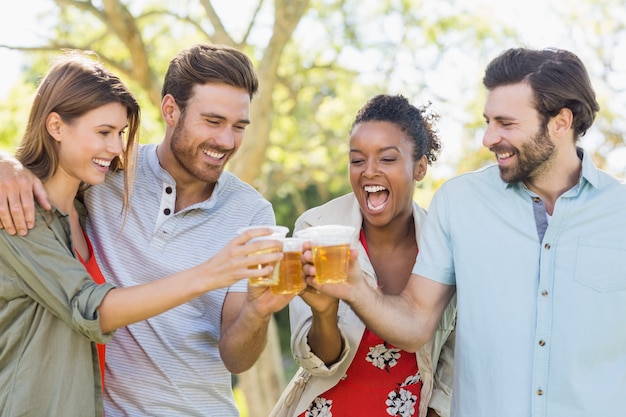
[
  {"x1": 201, "y1": 112, "x2": 251, "y2": 125},
  {"x1": 350, "y1": 146, "x2": 401, "y2": 153},
  {"x1": 96, "y1": 124, "x2": 124, "y2": 130},
  {"x1": 483, "y1": 114, "x2": 517, "y2": 122}
]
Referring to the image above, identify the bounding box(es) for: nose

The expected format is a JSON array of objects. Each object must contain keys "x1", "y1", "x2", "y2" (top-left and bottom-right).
[
  {"x1": 362, "y1": 158, "x2": 378, "y2": 178},
  {"x1": 214, "y1": 127, "x2": 236, "y2": 150},
  {"x1": 108, "y1": 135, "x2": 124, "y2": 156},
  {"x1": 482, "y1": 122, "x2": 501, "y2": 149}
]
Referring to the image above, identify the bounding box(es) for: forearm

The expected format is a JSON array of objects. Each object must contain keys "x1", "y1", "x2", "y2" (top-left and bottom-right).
[
  {"x1": 307, "y1": 307, "x2": 343, "y2": 365},
  {"x1": 219, "y1": 301, "x2": 272, "y2": 374},
  {"x1": 347, "y1": 278, "x2": 438, "y2": 352},
  {"x1": 98, "y1": 266, "x2": 205, "y2": 333}
]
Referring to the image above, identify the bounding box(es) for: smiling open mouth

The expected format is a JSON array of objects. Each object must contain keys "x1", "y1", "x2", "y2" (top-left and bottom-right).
[
  {"x1": 202, "y1": 148, "x2": 226, "y2": 160},
  {"x1": 92, "y1": 158, "x2": 111, "y2": 168},
  {"x1": 364, "y1": 185, "x2": 389, "y2": 211}
]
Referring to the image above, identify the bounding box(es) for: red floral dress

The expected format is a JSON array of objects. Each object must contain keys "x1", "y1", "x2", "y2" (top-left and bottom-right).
[
  {"x1": 298, "y1": 230, "x2": 422, "y2": 417},
  {"x1": 76, "y1": 230, "x2": 107, "y2": 388}
]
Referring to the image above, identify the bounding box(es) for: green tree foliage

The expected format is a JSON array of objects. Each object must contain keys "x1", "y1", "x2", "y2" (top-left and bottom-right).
[{"x1": 1, "y1": 1, "x2": 625, "y2": 413}]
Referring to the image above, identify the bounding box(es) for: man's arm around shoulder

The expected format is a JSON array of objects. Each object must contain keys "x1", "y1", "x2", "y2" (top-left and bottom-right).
[{"x1": 0, "y1": 151, "x2": 50, "y2": 235}]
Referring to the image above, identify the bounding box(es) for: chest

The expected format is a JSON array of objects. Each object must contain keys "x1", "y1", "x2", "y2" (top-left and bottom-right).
[{"x1": 368, "y1": 244, "x2": 417, "y2": 295}]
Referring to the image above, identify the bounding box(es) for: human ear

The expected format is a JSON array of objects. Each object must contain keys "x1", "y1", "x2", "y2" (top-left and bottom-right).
[
  {"x1": 46, "y1": 112, "x2": 63, "y2": 142},
  {"x1": 161, "y1": 94, "x2": 180, "y2": 127},
  {"x1": 413, "y1": 155, "x2": 428, "y2": 181},
  {"x1": 551, "y1": 108, "x2": 574, "y2": 135}
]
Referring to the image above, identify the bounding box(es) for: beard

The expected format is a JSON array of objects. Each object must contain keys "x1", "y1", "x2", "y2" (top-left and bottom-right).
[
  {"x1": 495, "y1": 126, "x2": 556, "y2": 184},
  {"x1": 169, "y1": 117, "x2": 230, "y2": 184}
]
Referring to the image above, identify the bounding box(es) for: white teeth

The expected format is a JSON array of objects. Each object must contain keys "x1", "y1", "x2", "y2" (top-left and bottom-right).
[
  {"x1": 202, "y1": 149, "x2": 225, "y2": 159},
  {"x1": 92, "y1": 158, "x2": 111, "y2": 167},
  {"x1": 364, "y1": 185, "x2": 387, "y2": 192},
  {"x1": 497, "y1": 152, "x2": 513, "y2": 159}
]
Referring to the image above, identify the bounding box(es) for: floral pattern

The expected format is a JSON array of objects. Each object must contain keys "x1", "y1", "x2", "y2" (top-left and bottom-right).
[
  {"x1": 300, "y1": 330, "x2": 421, "y2": 417},
  {"x1": 366, "y1": 342, "x2": 401, "y2": 371},
  {"x1": 386, "y1": 373, "x2": 421, "y2": 417},
  {"x1": 305, "y1": 397, "x2": 332, "y2": 417}
]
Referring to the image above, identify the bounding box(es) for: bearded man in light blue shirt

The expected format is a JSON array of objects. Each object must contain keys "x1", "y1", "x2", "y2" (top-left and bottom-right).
[{"x1": 307, "y1": 47, "x2": 626, "y2": 416}]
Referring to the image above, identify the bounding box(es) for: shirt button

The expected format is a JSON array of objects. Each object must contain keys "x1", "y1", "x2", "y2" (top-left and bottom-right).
[
  {"x1": 541, "y1": 290, "x2": 548, "y2": 297},
  {"x1": 164, "y1": 208, "x2": 171, "y2": 215},
  {"x1": 165, "y1": 186, "x2": 173, "y2": 194},
  {"x1": 532, "y1": 197, "x2": 540, "y2": 203},
  {"x1": 539, "y1": 339, "x2": 546, "y2": 346},
  {"x1": 537, "y1": 388, "x2": 543, "y2": 396},
  {"x1": 544, "y1": 243, "x2": 551, "y2": 250}
]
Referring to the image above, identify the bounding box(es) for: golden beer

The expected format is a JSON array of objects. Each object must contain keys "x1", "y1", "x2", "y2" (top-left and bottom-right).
[
  {"x1": 312, "y1": 243, "x2": 350, "y2": 284},
  {"x1": 238, "y1": 225, "x2": 289, "y2": 287},
  {"x1": 248, "y1": 247, "x2": 281, "y2": 286},
  {"x1": 271, "y1": 251, "x2": 305, "y2": 294}
]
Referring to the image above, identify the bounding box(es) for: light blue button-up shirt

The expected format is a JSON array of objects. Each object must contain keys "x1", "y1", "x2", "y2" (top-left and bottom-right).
[{"x1": 413, "y1": 149, "x2": 626, "y2": 416}]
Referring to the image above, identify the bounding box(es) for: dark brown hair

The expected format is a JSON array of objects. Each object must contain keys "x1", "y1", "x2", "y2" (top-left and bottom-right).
[
  {"x1": 351, "y1": 94, "x2": 442, "y2": 165},
  {"x1": 161, "y1": 44, "x2": 259, "y2": 113},
  {"x1": 483, "y1": 47, "x2": 599, "y2": 140}
]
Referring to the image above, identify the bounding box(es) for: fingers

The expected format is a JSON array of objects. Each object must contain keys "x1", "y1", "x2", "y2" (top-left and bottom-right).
[
  {"x1": 244, "y1": 238, "x2": 283, "y2": 256},
  {"x1": 15, "y1": 186, "x2": 38, "y2": 235},
  {"x1": 302, "y1": 285, "x2": 321, "y2": 295},
  {"x1": 246, "y1": 281, "x2": 296, "y2": 317},
  {"x1": 0, "y1": 171, "x2": 47, "y2": 236},
  {"x1": 33, "y1": 181, "x2": 51, "y2": 211},
  {"x1": 0, "y1": 189, "x2": 26, "y2": 236},
  {"x1": 301, "y1": 244, "x2": 313, "y2": 262},
  {"x1": 0, "y1": 196, "x2": 15, "y2": 235},
  {"x1": 244, "y1": 250, "x2": 283, "y2": 274},
  {"x1": 235, "y1": 226, "x2": 277, "y2": 245}
]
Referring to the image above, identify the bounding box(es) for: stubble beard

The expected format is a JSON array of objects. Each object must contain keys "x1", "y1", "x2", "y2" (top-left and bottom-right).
[
  {"x1": 170, "y1": 119, "x2": 227, "y2": 184},
  {"x1": 498, "y1": 126, "x2": 556, "y2": 184}
]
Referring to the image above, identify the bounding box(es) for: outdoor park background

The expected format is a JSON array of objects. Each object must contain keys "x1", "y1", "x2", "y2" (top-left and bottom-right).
[{"x1": 1, "y1": 0, "x2": 625, "y2": 415}]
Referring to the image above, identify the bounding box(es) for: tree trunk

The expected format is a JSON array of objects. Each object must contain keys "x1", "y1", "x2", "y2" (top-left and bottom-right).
[
  {"x1": 229, "y1": 0, "x2": 311, "y2": 184},
  {"x1": 238, "y1": 316, "x2": 286, "y2": 417}
]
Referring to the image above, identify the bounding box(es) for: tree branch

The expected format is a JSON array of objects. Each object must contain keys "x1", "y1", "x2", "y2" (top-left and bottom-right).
[{"x1": 198, "y1": 0, "x2": 235, "y2": 45}]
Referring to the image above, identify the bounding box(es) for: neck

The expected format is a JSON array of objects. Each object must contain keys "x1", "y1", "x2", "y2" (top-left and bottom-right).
[
  {"x1": 156, "y1": 143, "x2": 217, "y2": 212},
  {"x1": 44, "y1": 175, "x2": 80, "y2": 214},
  {"x1": 174, "y1": 182, "x2": 216, "y2": 212},
  {"x1": 362, "y1": 213, "x2": 416, "y2": 249}
]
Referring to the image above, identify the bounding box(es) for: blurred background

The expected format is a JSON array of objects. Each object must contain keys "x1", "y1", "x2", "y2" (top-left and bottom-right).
[{"x1": 1, "y1": 0, "x2": 625, "y2": 415}]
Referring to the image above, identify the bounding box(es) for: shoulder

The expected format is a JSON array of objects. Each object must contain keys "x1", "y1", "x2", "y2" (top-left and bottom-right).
[
  {"x1": 295, "y1": 193, "x2": 360, "y2": 229},
  {"x1": 33, "y1": 204, "x2": 66, "y2": 230},
  {"x1": 431, "y1": 164, "x2": 507, "y2": 209},
  {"x1": 412, "y1": 200, "x2": 428, "y2": 225},
  {"x1": 220, "y1": 171, "x2": 267, "y2": 197},
  {"x1": 0, "y1": 205, "x2": 67, "y2": 251},
  {"x1": 218, "y1": 171, "x2": 273, "y2": 211},
  {"x1": 439, "y1": 164, "x2": 501, "y2": 190}
]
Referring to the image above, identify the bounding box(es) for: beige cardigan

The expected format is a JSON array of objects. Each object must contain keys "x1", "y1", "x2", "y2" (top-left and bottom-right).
[{"x1": 271, "y1": 193, "x2": 456, "y2": 417}]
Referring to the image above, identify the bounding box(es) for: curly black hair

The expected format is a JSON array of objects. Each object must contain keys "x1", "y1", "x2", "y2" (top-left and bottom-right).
[{"x1": 350, "y1": 94, "x2": 441, "y2": 165}]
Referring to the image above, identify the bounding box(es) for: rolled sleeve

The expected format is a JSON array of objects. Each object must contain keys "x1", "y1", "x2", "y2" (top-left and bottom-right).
[
  {"x1": 293, "y1": 328, "x2": 350, "y2": 376},
  {"x1": 0, "y1": 207, "x2": 115, "y2": 342},
  {"x1": 290, "y1": 293, "x2": 352, "y2": 377}
]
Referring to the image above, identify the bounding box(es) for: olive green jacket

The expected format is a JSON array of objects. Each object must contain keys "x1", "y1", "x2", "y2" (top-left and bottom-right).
[{"x1": 0, "y1": 202, "x2": 115, "y2": 417}]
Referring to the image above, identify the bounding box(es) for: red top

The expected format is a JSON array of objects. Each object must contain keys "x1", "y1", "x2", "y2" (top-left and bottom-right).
[
  {"x1": 75, "y1": 231, "x2": 107, "y2": 388},
  {"x1": 298, "y1": 230, "x2": 422, "y2": 417}
]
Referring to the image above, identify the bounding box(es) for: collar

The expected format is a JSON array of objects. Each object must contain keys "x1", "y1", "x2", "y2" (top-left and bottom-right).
[
  {"x1": 142, "y1": 144, "x2": 230, "y2": 209},
  {"x1": 500, "y1": 146, "x2": 599, "y2": 192}
]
